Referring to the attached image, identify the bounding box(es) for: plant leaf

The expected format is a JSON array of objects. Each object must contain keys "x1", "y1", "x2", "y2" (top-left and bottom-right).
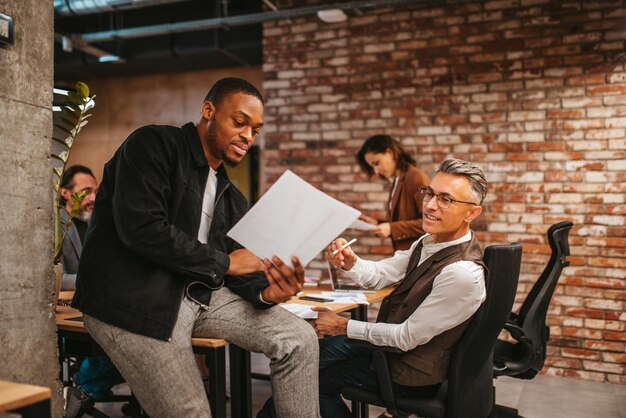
[
  {"x1": 52, "y1": 136, "x2": 70, "y2": 148},
  {"x1": 51, "y1": 153, "x2": 66, "y2": 162},
  {"x1": 61, "y1": 105, "x2": 78, "y2": 118},
  {"x1": 76, "y1": 82, "x2": 89, "y2": 99},
  {"x1": 58, "y1": 116, "x2": 76, "y2": 127},
  {"x1": 53, "y1": 123, "x2": 74, "y2": 136},
  {"x1": 67, "y1": 91, "x2": 84, "y2": 106},
  {"x1": 65, "y1": 102, "x2": 81, "y2": 113}
]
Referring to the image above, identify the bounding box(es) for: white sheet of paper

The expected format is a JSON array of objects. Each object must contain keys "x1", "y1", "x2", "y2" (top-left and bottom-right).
[
  {"x1": 319, "y1": 291, "x2": 370, "y2": 305},
  {"x1": 279, "y1": 303, "x2": 318, "y2": 319},
  {"x1": 349, "y1": 219, "x2": 378, "y2": 231},
  {"x1": 227, "y1": 170, "x2": 360, "y2": 268}
]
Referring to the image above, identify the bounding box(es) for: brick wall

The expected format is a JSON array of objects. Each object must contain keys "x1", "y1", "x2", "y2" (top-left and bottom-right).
[{"x1": 262, "y1": 0, "x2": 625, "y2": 383}]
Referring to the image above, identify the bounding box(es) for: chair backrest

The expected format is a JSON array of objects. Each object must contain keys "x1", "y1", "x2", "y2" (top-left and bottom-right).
[
  {"x1": 446, "y1": 243, "x2": 522, "y2": 418},
  {"x1": 516, "y1": 221, "x2": 572, "y2": 369}
]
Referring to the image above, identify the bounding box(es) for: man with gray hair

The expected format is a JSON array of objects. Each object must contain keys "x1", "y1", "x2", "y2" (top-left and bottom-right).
[{"x1": 310, "y1": 158, "x2": 488, "y2": 418}]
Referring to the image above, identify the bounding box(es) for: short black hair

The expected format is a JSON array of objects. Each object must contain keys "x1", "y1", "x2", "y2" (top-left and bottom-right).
[
  {"x1": 204, "y1": 78, "x2": 264, "y2": 107},
  {"x1": 60, "y1": 165, "x2": 95, "y2": 190},
  {"x1": 356, "y1": 134, "x2": 416, "y2": 178}
]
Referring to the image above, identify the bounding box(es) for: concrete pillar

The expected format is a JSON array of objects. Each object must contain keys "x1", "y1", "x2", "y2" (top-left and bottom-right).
[{"x1": 0, "y1": 1, "x2": 62, "y2": 416}]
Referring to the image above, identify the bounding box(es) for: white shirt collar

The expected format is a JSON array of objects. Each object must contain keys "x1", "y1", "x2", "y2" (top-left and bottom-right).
[{"x1": 420, "y1": 230, "x2": 473, "y2": 259}]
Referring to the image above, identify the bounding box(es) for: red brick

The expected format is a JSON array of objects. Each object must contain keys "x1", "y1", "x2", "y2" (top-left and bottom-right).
[
  {"x1": 604, "y1": 331, "x2": 626, "y2": 341},
  {"x1": 583, "y1": 360, "x2": 624, "y2": 374},
  {"x1": 583, "y1": 340, "x2": 625, "y2": 351},
  {"x1": 263, "y1": 0, "x2": 626, "y2": 384},
  {"x1": 562, "y1": 348, "x2": 600, "y2": 360}
]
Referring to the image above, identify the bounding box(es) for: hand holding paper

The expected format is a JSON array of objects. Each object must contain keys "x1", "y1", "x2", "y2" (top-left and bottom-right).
[
  {"x1": 261, "y1": 256, "x2": 305, "y2": 304},
  {"x1": 227, "y1": 170, "x2": 360, "y2": 268}
]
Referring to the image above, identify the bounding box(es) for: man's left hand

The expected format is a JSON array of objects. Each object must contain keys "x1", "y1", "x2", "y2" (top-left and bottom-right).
[
  {"x1": 312, "y1": 306, "x2": 349, "y2": 336},
  {"x1": 261, "y1": 256, "x2": 304, "y2": 303}
]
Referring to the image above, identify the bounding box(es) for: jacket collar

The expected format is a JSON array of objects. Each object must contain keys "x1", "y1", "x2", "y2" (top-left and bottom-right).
[
  {"x1": 182, "y1": 122, "x2": 231, "y2": 194},
  {"x1": 182, "y1": 122, "x2": 231, "y2": 182},
  {"x1": 183, "y1": 122, "x2": 209, "y2": 168},
  {"x1": 389, "y1": 169, "x2": 406, "y2": 215}
]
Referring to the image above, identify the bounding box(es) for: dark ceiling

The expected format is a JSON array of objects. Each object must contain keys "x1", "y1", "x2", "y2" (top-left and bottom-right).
[
  {"x1": 54, "y1": 0, "x2": 420, "y2": 83},
  {"x1": 54, "y1": 0, "x2": 264, "y2": 82}
]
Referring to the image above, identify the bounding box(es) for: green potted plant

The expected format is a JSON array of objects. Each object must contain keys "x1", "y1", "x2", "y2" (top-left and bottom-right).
[{"x1": 51, "y1": 81, "x2": 95, "y2": 297}]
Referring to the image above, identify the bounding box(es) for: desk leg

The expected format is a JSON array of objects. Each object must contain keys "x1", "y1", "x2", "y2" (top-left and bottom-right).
[
  {"x1": 206, "y1": 347, "x2": 227, "y2": 418},
  {"x1": 229, "y1": 345, "x2": 252, "y2": 418},
  {"x1": 350, "y1": 306, "x2": 368, "y2": 417},
  {"x1": 351, "y1": 305, "x2": 368, "y2": 322}
]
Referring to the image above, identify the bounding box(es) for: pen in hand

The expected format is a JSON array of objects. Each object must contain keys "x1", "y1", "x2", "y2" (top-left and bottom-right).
[{"x1": 332, "y1": 238, "x2": 357, "y2": 255}]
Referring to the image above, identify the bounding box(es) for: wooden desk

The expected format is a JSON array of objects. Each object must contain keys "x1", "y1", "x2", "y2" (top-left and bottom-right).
[
  {"x1": 286, "y1": 284, "x2": 394, "y2": 320},
  {"x1": 0, "y1": 380, "x2": 51, "y2": 417},
  {"x1": 56, "y1": 304, "x2": 230, "y2": 418}
]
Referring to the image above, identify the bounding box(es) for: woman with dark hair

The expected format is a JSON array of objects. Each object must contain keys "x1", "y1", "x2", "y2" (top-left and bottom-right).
[{"x1": 356, "y1": 134, "x2": 429, "y2": 251}]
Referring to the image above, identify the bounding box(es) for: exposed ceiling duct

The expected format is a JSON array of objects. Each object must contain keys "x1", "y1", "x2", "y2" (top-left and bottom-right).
[
  {"x1": 54, "y1": 0, "x2": 422, "y2": 80},
  {"x1": 78, "y1": 0, "x2": 420, "y2": 42},
  {"x1": 54, "y1": 0, "x2": 193, "y2": 16}
]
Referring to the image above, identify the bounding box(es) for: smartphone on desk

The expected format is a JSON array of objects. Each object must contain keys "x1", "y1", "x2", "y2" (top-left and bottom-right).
[{"x1": 300, "y1": 295, "x2": 334, "y2": 303}]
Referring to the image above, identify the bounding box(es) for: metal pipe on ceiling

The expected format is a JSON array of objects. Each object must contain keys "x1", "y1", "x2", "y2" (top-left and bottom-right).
[
  {"x1": 54, "y1": 0, "x2": 192, "y2": 16},
  {"x1": 79, "y1": 0, "x2": 421, "y2": 43}
]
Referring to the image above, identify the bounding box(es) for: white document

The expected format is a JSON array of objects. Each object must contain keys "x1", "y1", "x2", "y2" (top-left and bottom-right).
[
  {"x1": 319, "y1": 291, "x2": 370, "y2": 305},
  {"x1": 349, "y1": 219, "x2": 378, "y2": 231},
  {"x1": 279, "y1": 303, "x2": 318, "y2": 319},
  {"x1": 227, "y1": 170, "x2": 360, "y2": 268}
]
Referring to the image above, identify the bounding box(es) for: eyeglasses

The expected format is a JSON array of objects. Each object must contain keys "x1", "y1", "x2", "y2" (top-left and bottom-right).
[{"x1": 419, "y1": 187, "x2": 479, "y2": 209}]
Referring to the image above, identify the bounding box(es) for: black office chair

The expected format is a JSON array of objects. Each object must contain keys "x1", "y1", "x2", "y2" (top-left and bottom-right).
[
  {"x1": 493, "y1": 221, "x2": 573, "y2": 380},
  {"x1": 341, "y1": 243, "x2": 523, "y2": 418}
]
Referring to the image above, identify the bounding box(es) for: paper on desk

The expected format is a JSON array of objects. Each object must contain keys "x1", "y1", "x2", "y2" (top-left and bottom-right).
[
  {"x1": 227, "y1": 170, "x2": 360, "y2": 268},
  {"x1": 280, "y1": 303, "x2": 318, "y2": 319},
  {"x1": 319, "y1": 291, "x2": 370, "y2": 305},
  {"x1": 349, "y1": 219, "x2": 378, "y2": 231}
]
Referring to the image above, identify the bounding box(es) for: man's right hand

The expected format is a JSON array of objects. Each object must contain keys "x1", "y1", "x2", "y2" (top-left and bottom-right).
[
  {"x1": 261, "y1": 256, "x2": 305, "y2": 303},
  {"x1": 227, "y1": 248, "x2": 264, "y2": 276},
  {"x1": 326, "y1": 238, "x2": 357, "y2": 270}
]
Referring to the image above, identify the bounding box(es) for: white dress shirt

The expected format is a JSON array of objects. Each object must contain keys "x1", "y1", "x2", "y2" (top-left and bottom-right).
[
  {"x1": 197, "y1": 168, "x2": 217, "y2": 243},
  {"x1": 346, "y1": 231, "x2": 486, "y2": 352}
]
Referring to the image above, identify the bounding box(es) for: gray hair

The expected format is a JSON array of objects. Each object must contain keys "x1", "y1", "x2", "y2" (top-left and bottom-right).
[{"x1": 437, "y1": 158, "x2": 487, "y2": 204}]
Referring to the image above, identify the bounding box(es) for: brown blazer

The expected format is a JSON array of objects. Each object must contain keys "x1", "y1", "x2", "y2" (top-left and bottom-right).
[{"x1": 387, "y1": 165, "x2": 430, "y2": 251}]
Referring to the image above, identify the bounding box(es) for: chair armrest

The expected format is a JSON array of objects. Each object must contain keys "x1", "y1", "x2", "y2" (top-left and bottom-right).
[
  {"x1": 346, "y1": 338, "x2": 404, "y2": 353},
  {"x1": 503, "y1": 322, "x2": 531, "y2": 344}
]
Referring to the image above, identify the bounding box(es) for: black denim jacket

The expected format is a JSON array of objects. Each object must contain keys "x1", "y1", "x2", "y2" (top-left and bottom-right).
[{"x1": 73, "y1": 122, "x2": 270, "y2": 340}]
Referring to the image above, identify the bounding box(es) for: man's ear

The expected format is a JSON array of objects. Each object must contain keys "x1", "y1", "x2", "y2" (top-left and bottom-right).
[
  {"x1": 60, "y1": 187, "x2": 72, "y2": 202},
  {"x1": 201, "y1": 101, "x2": 216, "y2": 121},
  {"x1": 465, "y1": 205, "x2": 483, "y2": 223}
]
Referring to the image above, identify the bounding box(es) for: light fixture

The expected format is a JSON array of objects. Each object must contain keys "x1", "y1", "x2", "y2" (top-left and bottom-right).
[
  {"x1": 98, "y1": 54, "x2": 122, "y2": 63},
  {"x1": 317, "y1": 9, "x2": 348, "y2": 23}
]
